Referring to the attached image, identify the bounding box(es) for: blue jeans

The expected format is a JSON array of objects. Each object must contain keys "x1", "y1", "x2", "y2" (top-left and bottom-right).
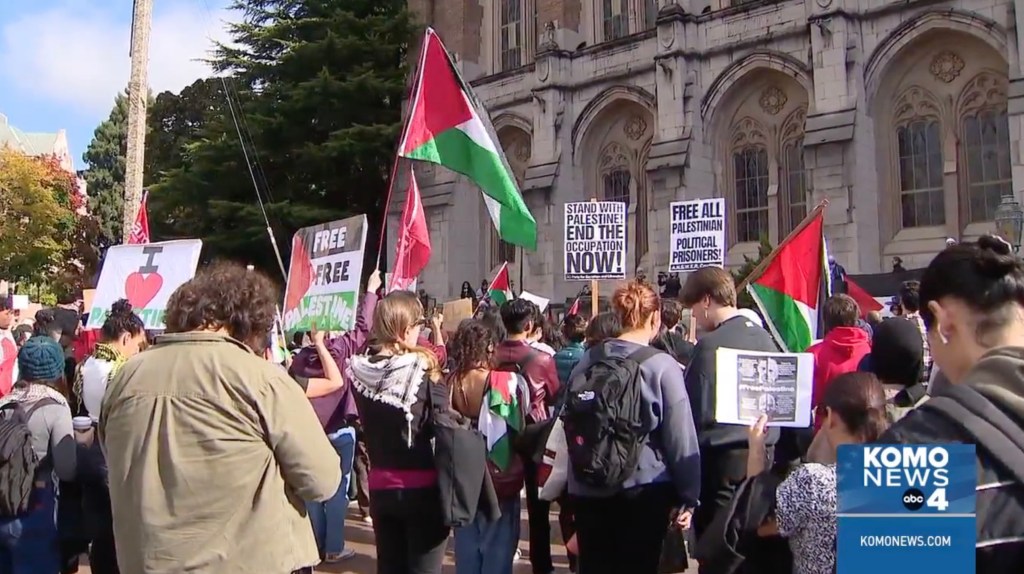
[
  {"x1": 453, "y1": 497, "x2": 521, "y2": 574},
  {"x1": 0, "y1": 480, "x2": 60, "y2": 574},
  {"x1": 307, "y1": 427, "x2": 356, "y2": 556}
]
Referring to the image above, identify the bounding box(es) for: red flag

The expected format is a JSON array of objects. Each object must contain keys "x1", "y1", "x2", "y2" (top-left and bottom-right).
[
  {"x1": 846, "y1": 277, "x2": 883, "y2": 318},
  {"x1": 127, "y1": 191, "x2": 150, "y2": 244},
  {"x1": 567, "y1": 298, "x2": 580, "y2": 317},
  {"x1": 388, "y1": 168, "x2": 432, "y2": 293}
]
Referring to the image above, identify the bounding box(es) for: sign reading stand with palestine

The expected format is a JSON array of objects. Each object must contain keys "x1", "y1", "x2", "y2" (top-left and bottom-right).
[
  {"x1": 283, "y1": 215, "x2": 367, "y2": 336},
  {"x1": 564, "y1": 201, "x2": 626, "y2": 281},
  {"x1": 86, "y1": 240, "x2": 203, "y2": 330},
  {"x1": 837, "y1": 444, "x2": 976, "y2": 573},
  {"x1": 669, "y1": 198, "x2": 725, "y2": 272}
]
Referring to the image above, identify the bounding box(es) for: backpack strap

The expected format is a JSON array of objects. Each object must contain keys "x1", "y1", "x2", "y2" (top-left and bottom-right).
[
  {"x1": 23, "y1": 398, "x2": 61, "y2": 420},
  {"x1": 919, "y1": 385, "x2": 1024, "y2": 485}
]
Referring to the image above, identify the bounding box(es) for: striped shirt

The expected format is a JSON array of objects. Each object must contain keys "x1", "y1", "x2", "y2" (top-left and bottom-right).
[{"x1": 905, "y1": 312, "x2": 931, "y2": 381}]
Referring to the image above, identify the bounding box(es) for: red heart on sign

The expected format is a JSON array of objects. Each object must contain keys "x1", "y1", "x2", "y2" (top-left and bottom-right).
[{"x1": 124, "y1": 272, "x2": 163, "y2": 309}]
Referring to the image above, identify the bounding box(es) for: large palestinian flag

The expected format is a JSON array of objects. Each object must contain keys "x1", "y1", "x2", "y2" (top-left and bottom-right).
[
  {"x1": 399, "y1": 28, "x2": 537, "y2": 250},
  {"x1": 746, "y1": 210, "x2": 828, "y2": 352}
]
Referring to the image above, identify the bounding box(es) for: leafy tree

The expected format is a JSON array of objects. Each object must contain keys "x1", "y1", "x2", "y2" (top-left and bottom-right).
[
  {"x1": 148, "y1": 0, "x2": 416, "y2": 274},
  {"x1": 82, "y1": 93, "x2": 129, "y2": 245},
  {"x1": 0, "y1": 149, "x2": 81, "y2": 283},
  {"x1": 146, "y1": 78, "x2": 227, "y2": 186},
  {"x1": 731, "y1": 236, "x2": 774, "y2": 309}
]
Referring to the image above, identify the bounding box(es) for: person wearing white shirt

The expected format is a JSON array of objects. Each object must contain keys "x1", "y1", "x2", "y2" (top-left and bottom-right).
[{"x1": 76, "y1": 300, "x2": 146, "y2": 422}]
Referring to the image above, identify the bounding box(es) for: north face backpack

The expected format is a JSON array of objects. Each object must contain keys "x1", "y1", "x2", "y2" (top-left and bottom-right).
[
  {"x1": 562, "y1": 345, "x2": 660, "y2": 489},
  {"x1": 0, "y1": 399, "x2": 56, "y2": 517}
]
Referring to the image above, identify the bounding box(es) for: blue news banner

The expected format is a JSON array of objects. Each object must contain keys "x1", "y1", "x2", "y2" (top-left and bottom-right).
[{"x1": 836, "y1": 444, "x2": 976, "y2": 573}]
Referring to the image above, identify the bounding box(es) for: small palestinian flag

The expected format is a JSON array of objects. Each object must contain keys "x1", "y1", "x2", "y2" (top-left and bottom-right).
[
  {"x1": 488, "y1": 262, "x2": 513, "y2": 306},
  {"x1": 746, "y1": 209, "x2": 828, "y2": 352},
  {"x1": 478, "y1": 371, "x2": 522, "y2": 471}
]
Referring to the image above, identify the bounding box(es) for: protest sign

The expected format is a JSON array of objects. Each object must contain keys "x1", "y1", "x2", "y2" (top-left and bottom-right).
[
  {"x1": 836, "y1": 444, "x2": 976, "y2": 573},
  {"x1": 669, "y1": 198, "x2": 725, "y2": 272},
  {"x1": 283, "y1": 215, "x2": 368, "y2": 335},
  {"x1": 713, "y1": 347, "x2": 813, "y2": 427},
  {"x1": 10, "y1": 295, "x2": 28, "y2": 310},
  {"x1": 519, "y1": 291, "x2": 550, "y2": 312},
  {"x1": 564, "y1": 201, "x2": 626, "y2": 281},
  {"x1": 86, "y1": 240, "x2": 203, "y2": 330},
  {"x1": 441, "y1": 298, "x2": 474, "y2": 333}
]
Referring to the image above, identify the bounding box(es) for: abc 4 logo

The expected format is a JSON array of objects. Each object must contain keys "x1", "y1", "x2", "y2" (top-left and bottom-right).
[{"x1": 902, "y1": 487, "x2": 951, "y2": 512}]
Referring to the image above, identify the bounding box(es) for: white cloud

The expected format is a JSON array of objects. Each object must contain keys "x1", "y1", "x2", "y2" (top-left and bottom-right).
[{"x1": 0, "y1": 0, "x2": 233, "y2": 116}]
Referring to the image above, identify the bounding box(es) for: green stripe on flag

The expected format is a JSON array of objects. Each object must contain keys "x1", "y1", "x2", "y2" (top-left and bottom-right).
[
  {"x1": 406, "y1": 128, "x2": 536, "y2": 249},
  {"x1": 749, "y1": 283, "x2": 813, "y2": 352}
]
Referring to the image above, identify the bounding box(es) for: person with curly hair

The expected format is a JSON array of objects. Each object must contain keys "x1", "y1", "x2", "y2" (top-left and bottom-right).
[
  {"x1": 448, "y1": 319, "x2": 523, "y2": 574},
  {"x1": 99, "y1": 262, "x2": 341, "y2": 574}
]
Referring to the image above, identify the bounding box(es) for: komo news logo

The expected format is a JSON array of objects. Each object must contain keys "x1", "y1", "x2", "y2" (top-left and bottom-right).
[{"x1": 862, "y1": 446, "x2": 950, "y2": 512}]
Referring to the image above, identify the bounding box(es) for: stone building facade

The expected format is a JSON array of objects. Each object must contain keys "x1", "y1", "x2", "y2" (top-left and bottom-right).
[{"x1": 392, "y1": 0, "x2": 1024, "y2": 302}]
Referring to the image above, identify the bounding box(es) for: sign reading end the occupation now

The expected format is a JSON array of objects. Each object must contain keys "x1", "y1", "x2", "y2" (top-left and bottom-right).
[
  {"x1": 669, "y1": 198, "x2": 725, "y2": 272},
  {"x1": 563, "y1": 201, "x2": 626, "y2": 281},
  {"x1": 836, "y1": 444, "x2": 976, "y2": 574}
]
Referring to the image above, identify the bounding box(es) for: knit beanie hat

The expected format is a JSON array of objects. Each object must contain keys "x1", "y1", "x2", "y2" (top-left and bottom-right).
[
  {"x1": 18, "y1": 336, "x2": 66, "y2": 381},
  {"x1": 862, "y1": 318, "x2": 924, "y2": 387}
]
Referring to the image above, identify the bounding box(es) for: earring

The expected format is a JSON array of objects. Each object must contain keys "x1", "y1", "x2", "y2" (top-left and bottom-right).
[
  {"x1": 704, "y1": 309, "x2": 709, "y2": 319},
  {"x1": 939, "y1": 331, "x2": 949, "y2": 345}
]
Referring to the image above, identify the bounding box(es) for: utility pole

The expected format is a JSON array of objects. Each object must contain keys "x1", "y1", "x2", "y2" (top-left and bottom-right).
[{"x1": 122, "y1": 0, "x2": 153, "y2": 241}]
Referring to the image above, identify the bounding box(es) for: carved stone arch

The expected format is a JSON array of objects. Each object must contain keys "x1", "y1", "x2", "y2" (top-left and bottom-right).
[
  {"x1": 492, "y1": 112, "x2": 534, "y2": 138},
  {"x1": 892, "y1": 85, "x2": 945, "y2": 126},
  {"x1": 779, "y1": 106, "x2": 807, "y2": 147},
  {"x1": 730, "y1": 116, "x2": 769, "y2": 150},
  {"x1": 956, "y1": 70, "x2": 1009, "y2": 119},
  {"x1": 701, "y1": 51, "x2": 814, "y2": 123},
  {"x1": 577, "y1": 97, "x2": 655, "y2": 274},
  {"x1": 571, "y1": 85, "x2": 656, "y2": 158},
  {"x1": 864, "y1": 9, "x2": 1007, "y2": 106}
]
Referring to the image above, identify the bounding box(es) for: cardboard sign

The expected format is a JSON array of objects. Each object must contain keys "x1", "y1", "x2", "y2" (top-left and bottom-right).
[
  {"x1": 669, "y1": 198, "x2": 725, "y2": 272},
  {"x1": 564, "y1": 201, "x2": 626, "y2": 281},
  {"x1": 86, "y1": 240, "x2": 203, "y2": 330},
  {"x1": 282, "y1": 215, "x2": 368, "y2": 335},
  {"x1": 441, "y1": 298, "x2": 474, "y2": 333}
]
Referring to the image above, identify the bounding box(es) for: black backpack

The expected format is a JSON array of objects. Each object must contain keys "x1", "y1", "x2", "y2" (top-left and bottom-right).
[
  {"x1": 562, "y1": 345, "x2": 659, "y2": 489},
  {"x1": 0, "y1": 399, "x2": 56, "y2": 516}
]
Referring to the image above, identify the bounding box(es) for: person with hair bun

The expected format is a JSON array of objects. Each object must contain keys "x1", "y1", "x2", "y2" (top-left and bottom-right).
[
  {"x1": 567, "y1": 280, "x2": 700, "y2": 574},
  {"x1": 749, "y1": 372, "x2": 891, "y2": 574},
  {"x1": 881, "y1": 235, "x2": 1024, "y2": 570},
  {"x1": 680, "y1": 267, "x2": 780, "y2": 543},
  {"x1": 345, "y1": 290, "x2": 451, "y2": 574},
  {"x1": 76, "y1": 299, "x2": 145, "y2": 423}
]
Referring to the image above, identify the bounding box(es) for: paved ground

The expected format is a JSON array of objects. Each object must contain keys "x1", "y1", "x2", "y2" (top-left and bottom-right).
[{"x1": 79, "y1": 503, "x2": 696, "y2": 573}]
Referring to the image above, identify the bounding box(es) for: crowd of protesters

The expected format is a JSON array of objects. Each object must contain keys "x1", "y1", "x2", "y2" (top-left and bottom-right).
[{"x1": 0, "y1": 234, "x2": 1020, "y2": 574}]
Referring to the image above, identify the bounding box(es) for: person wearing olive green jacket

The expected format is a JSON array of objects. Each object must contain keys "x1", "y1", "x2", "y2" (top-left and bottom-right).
[{"x1": 100, "y1": 263, "x2": 341, "y2": 574}]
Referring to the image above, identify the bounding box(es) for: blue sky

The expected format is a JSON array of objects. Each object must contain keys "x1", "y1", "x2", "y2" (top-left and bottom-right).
[{"x1": 0, "y1": 0, "x2": 234, "y2": 167}]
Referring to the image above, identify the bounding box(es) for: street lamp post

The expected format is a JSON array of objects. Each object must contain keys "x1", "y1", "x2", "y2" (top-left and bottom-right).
[{"x1": 994, "y1": 194, "x2": 1024, "y2": 252}]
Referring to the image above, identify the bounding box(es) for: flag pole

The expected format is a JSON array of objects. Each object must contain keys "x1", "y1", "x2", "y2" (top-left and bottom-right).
[
  {"x1": 518, "y1": 247, "x2": 525, "y2": 294},
  {"x1": 736, "y1": 198, "x2": 830, "y2": 293},
  {"x1": 590, "y1": 197, "x2": 599, "y2": 317},
  {"x1": 375, "y1": 27, "x2": 430, "y2": 272}
]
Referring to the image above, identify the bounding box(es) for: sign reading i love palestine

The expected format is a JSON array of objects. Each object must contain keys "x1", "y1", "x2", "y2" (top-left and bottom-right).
[
  {"x1": 282, "y1": 215, "x2": 367, "y2": 335},
  {"x1": 563, "y1": 201, "x2": 626, "y2": 281},
  {"x1": 86, "y1": 240, "x2": 203, "y2": 330}
]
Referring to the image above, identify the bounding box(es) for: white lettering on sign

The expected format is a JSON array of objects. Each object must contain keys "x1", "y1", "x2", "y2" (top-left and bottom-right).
[
  {"x1": 862, "y1": 446, "x2": 950, "y2": 488},
  {"x1": 313, "y1": 227, "x2": 348, "y2": 253}
]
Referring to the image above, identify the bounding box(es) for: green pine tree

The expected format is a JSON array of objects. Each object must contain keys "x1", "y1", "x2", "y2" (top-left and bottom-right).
[
  {"x1": 732, "y1": 235, "x2": 773, "y2": 309},
  {"x1": 148, "y1": 0, "x2": 416, "y2": 273},
  {"x1": 82, "y1": 93, "x2": 129, "y2": 245}
]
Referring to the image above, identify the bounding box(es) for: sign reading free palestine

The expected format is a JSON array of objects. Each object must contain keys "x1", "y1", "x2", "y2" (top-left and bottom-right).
[
  {"x1": 86, "y1": 240, "x2": 203, "y2": 330},
  {"x1": 282, "y1": 215, "x2": 367, "y2": 335}
]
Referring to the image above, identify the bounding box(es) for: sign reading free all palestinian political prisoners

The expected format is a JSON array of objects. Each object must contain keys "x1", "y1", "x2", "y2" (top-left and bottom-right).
[
  {"x1": 669, "y1": 198, "x2": 726, "y2": 272},
  {"x1": 283, "y1": 215, "x2": 367, "y2": 335},
  {"x1": 86, "y1": 240, "x2": 203, "y2": 330},
  {"x1": 564, "y1": 201, "x2": 626, "y2": 281}
]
